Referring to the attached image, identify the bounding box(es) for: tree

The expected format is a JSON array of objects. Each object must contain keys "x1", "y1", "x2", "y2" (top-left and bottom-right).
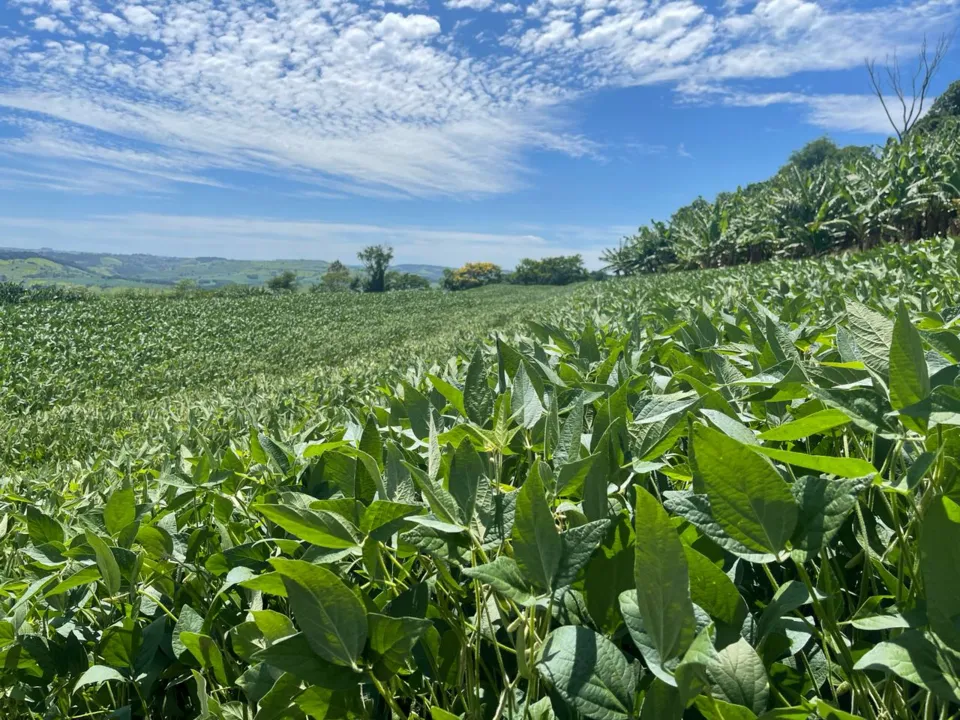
[
  {"x1": 318, "y1": 260, "x2": 352, "y2": 292},
  {"x1": 866, "y1": 34, "x2": 952, "y2": 141},
  {"x1": 266, "y1": 270, "x2": 298, "y2": 292},
  {"x1": 357, "y1": 245, "x2": 394, "y2": 293},
  {"x1": 386, "y1": 271, "x2": 430, "y2": 290},
  {"x1": 441, "y1": 262, "x2": 503, "y2": 291},
  {"x1": 912, "y1": 78, "x2": 960, "y2": 134},
  {"x1": 510, "y1": 255, "x2": 589, "y2": 285},
  {"x1": 174, "y1": 278, "x2": 199, "y2": 295}
]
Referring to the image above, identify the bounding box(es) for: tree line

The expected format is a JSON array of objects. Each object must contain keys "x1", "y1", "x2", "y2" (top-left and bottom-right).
[{"x1": 603, "y1": 44, "x2": 960, "y2": 276}]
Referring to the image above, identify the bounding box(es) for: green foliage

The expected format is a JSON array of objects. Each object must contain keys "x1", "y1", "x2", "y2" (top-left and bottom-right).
[
  {"x1": 265, "y1": 270, "x2": 298, "y2": 291},
  {"x1": 441, "y1": 262, "x2": 503, "y2": 291},
  {"x1": 605, "y1": 122, "x2": 960, "y2": 274},
  {"x1": 511, "y1": 255, "x2": 589, "y2": 285},
  {"x1": 4, "y1": 236, "x2": 960, "y2": 718},
  {"x1": 357, "y1": 245, "x2": 394, "y2": 293},
  {"x1": 385, "y1": 271, "x2": 430, "y2": 291},
  {"x1": 317, "y1": 260, "x2": 353, "y2": 293}
]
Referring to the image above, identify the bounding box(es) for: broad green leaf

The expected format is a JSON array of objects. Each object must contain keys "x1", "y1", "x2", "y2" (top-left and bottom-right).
[
  {"x1": 640, "y1": 678, "x2": 683, "y2": 720},
  {"x1": 750, "y1": 446, "x2": 876, "y2": 479},
  {"x1": 270, "y1": 558, "x2": 367, "y2": 669},
  {"x1": 464, "y1": 348, "x2": 494, "y2": 426},
  {"x1": 360, "y1": 500, "x2": 421, "y2": 541},
  {"x1": 254, "y1": 504, "x2": 361, "y2": 549},
  {"x1": 694, "y1": 697, "x2": 757, "y2": 720},
  {"x1": 511, "y1": 363, "x2": 544, "y2": 429},
  {"x1": 536, "y1": 626, "x2": 635, "y2": 720},
  {"x1": 692, "y1": 424, "x2": 797, "y2": 556},
  {"x1": 45, "y1": 566, "x2": 100, "y2": 598},
  {"x1": 462, "y1": 556, "x2": 539, "y2": 605},
  {"x1": 74, "y1": 665, "x2": 125, "y2": 693},
  {"x1": 663, "y1": 492, "x2": 777, "y2": 564},
  {"x1": 85, "y1": 532, "x2": 121, "y2": 596},
  {"x1": 253, "y1": 633, "x2": 360, "y2": 690},
  {"x1": 104, "y1": 488, "x2": 136, "y2": 536},
  {"x1": 757, "y1": 409, "x2": 850, "y2": 441},
  {"x1": 854, "y1": 629, "x2": 960, "y2": 704},
  {"x1": 367, "y1": 613, "x2": 433, "y2": 678},
  {"x1": 674, "y1": 623, "x2": 719, "y2": 704},
  {"x1": 428, "y1": 373, "x2": 466, "y2": 416},
  {"x1": 180, "y1": 632, "x2": 228, "y2": 684},
  {"x1": 585, "y1": 515, "x2": 635, "y2": 634},
  {"x1": 709, "y1": 637, "x2": 770, "y2": 716},
  {"x1": 684, "y1": 546, "x2": 745, "y2": 626},
  {"x1": 889, "y1": 300, "x2": 929, "y2": 410},
  {"x1": 846, "y1": 301, "x2": 892, "y2": 379},
  {"x1": 172, "y1": 605, "x2": 204, "y2": 660},
  {"x1": 26, "y1": 506, "x2": 63, "y2": 546},
  {"x1": 555, "y1": 519, "x2": 610, "y2": 588},
  {"x1": 920, "y1": 495, "x2": 960, "y2": 651},
  {"x1": 790, "y1": 475, "x2": 870, "y2": 561},
  {"x1": 554, "y1": 399, "x2": 584, "y2": 466},
  {"x1": 633, "y1": 486, "x2": 696, "y2": 664},
  {"x1": 407, "y1": 463, "x2": 460, "y2": 526},
  {"x1": 448, "y1": 438, "x2": 483, "y2": 523},
  {"x1": 512, "y1": 466, "x2": 562, "y2": 592}
]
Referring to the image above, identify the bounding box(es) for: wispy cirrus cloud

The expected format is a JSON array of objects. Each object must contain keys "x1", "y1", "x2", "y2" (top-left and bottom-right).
[{"x1": 0, "y1": 0, "x2": 956, "y2": 198}]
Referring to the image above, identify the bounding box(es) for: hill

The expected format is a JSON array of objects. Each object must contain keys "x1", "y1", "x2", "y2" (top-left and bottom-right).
[{"x1": 0, "y1": 247, "x2": 448, "y2": 288}]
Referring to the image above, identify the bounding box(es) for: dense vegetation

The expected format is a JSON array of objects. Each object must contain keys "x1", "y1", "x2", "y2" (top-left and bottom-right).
[
  {"x1": 2, "y1": 232, "x2": 960, "y2": 719},
  {"x1": 603, "y1": 120, "x2": 960, "y2": 274}
]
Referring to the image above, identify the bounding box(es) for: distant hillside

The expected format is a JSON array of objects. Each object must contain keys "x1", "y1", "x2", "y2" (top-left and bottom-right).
[{"x1": 0, "y1": 248, "x2": 448, "y2": 288}]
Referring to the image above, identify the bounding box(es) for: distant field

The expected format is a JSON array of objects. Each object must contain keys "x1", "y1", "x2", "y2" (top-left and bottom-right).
[
  {"x1": 0, "y1": 247, "x2": 447, "y2": 288},
  {"x1": 0, "y1": 282, "x2": 578, "y2": 470}
]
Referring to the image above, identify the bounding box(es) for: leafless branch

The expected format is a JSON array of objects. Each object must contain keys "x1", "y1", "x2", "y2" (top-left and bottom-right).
[{"x1": 864, "y1": 33, "x2": 953, "y2": 141}]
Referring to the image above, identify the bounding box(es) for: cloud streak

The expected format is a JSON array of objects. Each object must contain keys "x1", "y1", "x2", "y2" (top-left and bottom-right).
[{"x1": 0, "y1": 0, "x2": 956, "y2": 198}]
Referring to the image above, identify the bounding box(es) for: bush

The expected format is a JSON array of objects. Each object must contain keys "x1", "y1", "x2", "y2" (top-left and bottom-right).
[
  {"x1": 509, "y1": 255, "x2": 589, "y2": 285},
  {"x1": 386, "y1": 271, "x2": 430, "y2": 291},
  {"x1": 441, "y1": 262, "x2": 503, "y2": 291},
  {"x1": 315, "y1": 260, "x2": 352, "y2": 292},
  {"x1": 266, "y1": 270, "x2": 298, "y2": 292}
]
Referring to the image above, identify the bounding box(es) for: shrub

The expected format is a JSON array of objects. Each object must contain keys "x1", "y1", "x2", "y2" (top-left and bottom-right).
[
  {"x1": 509, "y1": 255, "x2": 588, "y2": 285},
  {"x1": 266, "y1": 270, "x2": 298, "y2": 292},
  {"x1": 386, "y1": 271, "x2": 430, "y2": 290},
  {"x1": 316, "y1": 260, "x2": 352, "y2": 292},
  {"x1": 441, "y1": 262, "x2": 503, "y2": 291}
]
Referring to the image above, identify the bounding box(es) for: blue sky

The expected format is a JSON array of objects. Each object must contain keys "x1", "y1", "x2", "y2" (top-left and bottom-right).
[{"x1": 0, "y1": 0, "x2": 958, "y2": 268}]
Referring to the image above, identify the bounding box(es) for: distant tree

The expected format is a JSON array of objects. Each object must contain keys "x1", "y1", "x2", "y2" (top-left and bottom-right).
[
  {"x1": 266, "y1": 270, "x2": 298, "y2": 292},
  {"x1": 866, "y1": 34, "x2": 952, "y2": 141},
  {"x1": 357, "y1": 245, "x2": 394, "y2": 293},
  {"x1": 174, "y1": 278, "x2": 199, "y2": 295},
  {"x1": 441, "y1": 262, "x2": 503, "y2": 291},
  {"x1": 318, "y1": 260, "x2": 352, "y2": 292},
  {"x1": 510, "y1": 255, "x2": 589, "y2": 285},
  {"x1": 386, "y1": 271, "x2": 430, "y2": 291},
  {"x1": 787, "y1": 137, "x2": 842, "y2": 171}
]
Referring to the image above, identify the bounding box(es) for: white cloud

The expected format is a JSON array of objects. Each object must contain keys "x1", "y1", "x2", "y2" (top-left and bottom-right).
[
  {"x1": 0, "y1": 0, "x2": 956, "y2": 200},
  {"x1": 0, "y1": 213, "x2": 620, "y2": 268}
]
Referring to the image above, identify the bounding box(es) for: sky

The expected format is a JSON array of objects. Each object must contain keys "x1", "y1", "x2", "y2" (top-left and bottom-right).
[{"x1": 0, "y1": 0, "x2": 958, "y2": 268}]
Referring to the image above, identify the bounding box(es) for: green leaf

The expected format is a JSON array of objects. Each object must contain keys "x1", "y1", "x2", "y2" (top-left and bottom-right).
[
  {"x1": 684, "y1": 546, "x2": 745, "y2": 626},
  {"x1": 26, "y1": 506, "x2": 63, "y2": 546},
  {"x1": 104, "y1": 488, "x2": 136, "y2": 536},
  {"x1": 407, "y1": 463, "x2": 460, "y2": 526},
  {"x1": 633, "y1": 486, "x2": 696, "y2": 664},
  {"x1": 854, "y1": 629, "x2": 960, "y2": 704},
  {"x1": 253, "y1": 504, "x2": 360, "y2": 549},
  {"x1": 889, "y1": 300, "x2": 930, "y2": 410},
  {"x1": 790, "y1": 475, "x2": 870, "y2": 561},
  {"x1": 172, "y1": 605, "x2": 204, "y2": 660},
  {"x1": 511, "y1": 363, "x2": 544, "y2": 429},
  {"x1": 360, "y1": 500, "x2": 421, "y2": 541},
  {"x1": 512, "y1": 466, "x2": 562, "y2": 592},
  {"x1": 585, "y1": 515, "x2": 635, "y2": 634},
  {"x1": 462, "y1": 556, "x2": 539, "y2": 605},
  {"x1": 692, "y1": 424, "x2": 797, "y2": 556},
  {"x1": 920, "y1": 495, "x2": 960, "y2": 651},
  {"x1": 846, "y1": 301, "x2": 892, "y2": 379},
  {"x1": 536, "y1": 626, "x2": 635, "y2": 720},
  {"x1": 270, "y1": 558, "x2": 368, "y2": 669},
  {"x1": 555, "y1": 519, "x2": 610, "y2": 588},
  {"x1": 448, "y1": 438, "x2": 483, "y2": 523},
  {"x1": 640, "y1": 678, "x2": 683, "y2": 720},
  {"x1": 253, "y1": 633, "x2": 360, "y2": 690},
  {"x1": 428, "y1": 373, "x2": 466, "y2": 416},
  {"x1": 757, "y1": 409, "x2": 850, "y2": 441},
  {"x1": 74, "y1": 665, "x2": 125, "y2": 693},
  {"x1": 750, "y1": 446, "x2": 876, "y2": 479},
  {"x1": 694, "y1": 696, "x2": 757, "y2": 720},
  {"x1": 464, "y1": 348, "x2": 494, "y2": 426},
  {"x1": 367, "y1": 613, "x2": 433, "y2": 678},
  {"x1": 45, "y1": 566, "x2": 100, "y2": 598},
  {"x1": 85, "y1": 532, "x2": 121, "y2": 596},
  {"x1": 554, "y1": 399, "x2": 584, "y2": 466},
  {"x1": 180, "y1": 632, "x2": 228, "y2": 684},
  {"x1": 675, "y1": 623, "x2": 719, "y2": 704},
  {"x1": 708, "y1": 637, "x2": 770, "y2": 716}
]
